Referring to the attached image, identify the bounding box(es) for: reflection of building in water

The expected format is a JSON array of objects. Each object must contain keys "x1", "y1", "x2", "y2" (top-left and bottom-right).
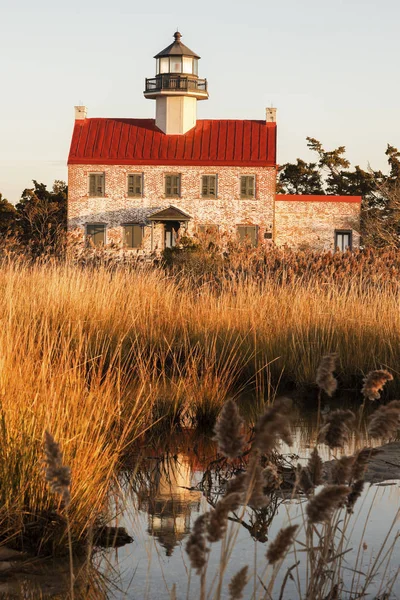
[{"x1": 137, "y1": 454, "x2": 201, "y2": 556}]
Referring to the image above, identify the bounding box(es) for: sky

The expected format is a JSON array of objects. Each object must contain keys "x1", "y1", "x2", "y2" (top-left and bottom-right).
[{"x1": 1, "y1": 0, "x2": 400, "y2": 203}]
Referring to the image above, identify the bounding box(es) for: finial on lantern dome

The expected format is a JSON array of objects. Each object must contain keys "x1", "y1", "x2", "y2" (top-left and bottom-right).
[{"x1": 174, "y1": 31, "x2": 182, "y2": 42}]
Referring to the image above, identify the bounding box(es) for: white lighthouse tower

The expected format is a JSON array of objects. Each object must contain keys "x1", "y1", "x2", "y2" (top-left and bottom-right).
[{"x1": 144, "y1": 32, "x2": 209, "y2": 135}]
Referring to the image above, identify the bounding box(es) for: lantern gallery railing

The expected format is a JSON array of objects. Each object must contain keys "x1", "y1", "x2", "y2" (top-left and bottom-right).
[{"x1": 145, "y1": 75, "x2": 208, "y2": 93}]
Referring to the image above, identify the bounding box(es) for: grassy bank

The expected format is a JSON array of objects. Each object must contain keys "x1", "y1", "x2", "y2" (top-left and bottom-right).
[{"x1": 0, "y1": 256, "x2": 399, "y2": 553}]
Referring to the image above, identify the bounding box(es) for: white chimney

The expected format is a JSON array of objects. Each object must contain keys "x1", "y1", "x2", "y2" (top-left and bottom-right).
[
  {"x1": 266, "y1": 107, "x2": 277, "y2": 123},
  {"x1": 75, "y1": 106, "x2": 87, "y2": 120}
]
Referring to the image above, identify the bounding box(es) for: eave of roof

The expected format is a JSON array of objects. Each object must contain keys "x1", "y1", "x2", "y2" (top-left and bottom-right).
[{"x1": 276, "y1": 195, "x2": 362, "y2": 203}]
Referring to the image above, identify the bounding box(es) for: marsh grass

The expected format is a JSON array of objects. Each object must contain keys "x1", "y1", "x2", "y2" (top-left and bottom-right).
[{"x1": 0, "y1": 255, "x2": 400, "y2": 559}]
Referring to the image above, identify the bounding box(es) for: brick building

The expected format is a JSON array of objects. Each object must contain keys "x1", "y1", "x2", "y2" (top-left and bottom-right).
[{"x1": 67, "y1": 32, "x2": 361, "y2": 252}]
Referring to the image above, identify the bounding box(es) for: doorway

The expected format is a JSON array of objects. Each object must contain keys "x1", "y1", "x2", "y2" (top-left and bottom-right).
[{"x1": 164, "y1": 221, "x2": 181, "y2": 249}]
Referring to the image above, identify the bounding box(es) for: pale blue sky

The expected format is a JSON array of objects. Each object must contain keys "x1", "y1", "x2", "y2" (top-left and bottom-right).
[{"x1": 1, "y1": 0, "x2": 399, "y2": 202}]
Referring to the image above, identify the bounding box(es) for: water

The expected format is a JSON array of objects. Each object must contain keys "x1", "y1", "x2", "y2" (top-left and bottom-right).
[
  {"x1": 2, "y1": 404, "x2": 399, "y2": 598},
  {"x1": 98, "y1": 407, "x2": 400, "y2": 599}
]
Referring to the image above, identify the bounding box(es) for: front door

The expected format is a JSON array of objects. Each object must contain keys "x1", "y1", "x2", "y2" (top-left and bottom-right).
[{"x1": 164, "y1": 221, "x2": 180, "y2": 249}]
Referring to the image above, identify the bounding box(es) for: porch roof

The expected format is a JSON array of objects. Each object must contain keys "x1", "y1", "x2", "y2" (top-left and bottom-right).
[{"x1": 148, "y1": 206, "x2": 192, "y2": 221}]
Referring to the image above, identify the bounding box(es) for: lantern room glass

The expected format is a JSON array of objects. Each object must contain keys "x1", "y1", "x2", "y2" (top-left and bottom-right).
[
  {"x1": 182, "y1": 56, "x2": 193, "y2": 73},
  {"x1": 155, "y1": 55, "x2": 199, "y2": 76},
  {"x1": 170, "y1": 56, "x2": 182, "y2": 73},
  {"x1": 159, "y1": 57, "x2": 169, "y2": 74}
]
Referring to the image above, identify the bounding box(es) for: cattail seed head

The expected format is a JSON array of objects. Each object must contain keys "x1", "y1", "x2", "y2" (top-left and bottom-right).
[
  {"x1": 228, "y1": 565, "x2": 249, "y2": 600},
  {"x1": 306, "y1": 485, "x2": 350, "y2": 523},
  {"x1": 361, "y1": 370, "x2": 393, "y2": 401},
  {"x1": 213, "y1": 399, "x2": 246, "y2": 459},
  {"x1": 43, "y1": 431, "x2": 71, "y2": 507},
  {"x1": 266, "y1": 525, "x2": 298, "y2": 564},
  {"x1": 316, "y1": 353, "x2": 338, "y2": 397}
]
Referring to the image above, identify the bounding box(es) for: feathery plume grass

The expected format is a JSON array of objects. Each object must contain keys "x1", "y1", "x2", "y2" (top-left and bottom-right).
[
  {"x1": 307, "y1": 448, "x2": 324, "y2": 487},
  {"x1": 207, "y1": 492, "x2": 242, "y2": 543},
  {"x1": 263, "y1": 462, "x2": 282, "y2": 490},
  {"x1": 225, "y1": 473, "x2": 247, "y2": 496},
  {"x1": 186, "y1": 514, "x2": 210, "y2": 574},
  {"x1": 266, "y1": 525, "x2": 298, "y2": 564},
  {"x1": 246, "y1": 456, "x2": 270, "y2": 509},
  {"x1": 228, "y1": 565, "x2": 249, "y2": 600},
  {"x1": 346, "y1": 480, "x2": 365, "y2": 513},
  {"x1": 368, "y1": 400, "x2": 400, "y2": 438},
  {"x1": 316, "y1": 353, "x2": 338, "y2": 397},
  {"x1": 306, "y1": 485, "x2": 350, "y2": 523},
  {"x1": 361, "y1": 369, "x2": 393, "y2": 401},
  {"x1": 352, "y1": 447, "x2": 381, "y2": 480},
  {"x1": 318, "y1": 409, "x2": 355, "y2": 448},
  {"x1": 298, "y1": 448, "x2": 324, "y2": 494},
  {"x1": 330, "y1": 455, "x2": 356, "y2": 485},
  {"x1": 253, "y1": 397, "x2": 293, "y2": 454},
  {"x1": 43, "y1": 431, "x2": 71, "y2": 507},
  {"x1": 213, "y1": 399, "x2": 246, "y2": 459}
]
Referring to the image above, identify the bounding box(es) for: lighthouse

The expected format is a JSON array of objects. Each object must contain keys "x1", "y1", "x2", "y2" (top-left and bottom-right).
[{"x1": 144, "y1": 31, "x2": 209, "y2": 135}]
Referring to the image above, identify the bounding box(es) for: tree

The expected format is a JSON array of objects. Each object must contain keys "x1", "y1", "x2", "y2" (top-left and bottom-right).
[
  {"x1": 16, "y1": 180, "x2": 67, "y2": 253},
  {"x1": 0, "y1": 193, "x2": 18, "y2": 235},
  {"x1": 306, "y1": 137, "x2": 351, "y2": 195},
  {"x1": 280, "y1": 137, "x2": 400, "y2": 248},
  {"x1": 278, "y1": 159, "x2": 324, "y2": 195}
]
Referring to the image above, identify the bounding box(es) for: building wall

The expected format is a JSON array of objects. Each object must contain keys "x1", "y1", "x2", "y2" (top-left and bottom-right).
[
  {"x1": 275, "y1": 198, "x2": 361, "y2": 250},
  {"x1": 68, "y1": 163, "x2": 276, "y2": 250}
]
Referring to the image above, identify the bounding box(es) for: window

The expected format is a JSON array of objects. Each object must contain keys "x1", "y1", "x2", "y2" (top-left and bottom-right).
[
  {"x1": 127, "y1": 174, "x2": 143, "y2": 197},
  {"x1": 86, "y1": 224, "x2": 106, "y2": 247},
  {"x1": 89, "y1": 173, "x2": 105, "y2": 197},
  {"x1": 240, "y1": 175, "x2": 255, "y2": 199},
  {"x1": 198, "y1": 225, "x2": 219, "y2": 235},
  {"x1": 335, "y1": 230, "x2": 352, "y2": 251},
  {"x1": 165, "y1": 174, "x2": 181, "y2": 198},
  {"x1": 201, "y1": 175, "x2": 217, "y2": 198},
  {"x1": 170, "y1": 56, "x2": 182, "y2": 73},
  {"x1": 182, "y1": 56, "x2": 193, "y2": 73},
  {"x1": 123, "y1": 224, "x2": 143, "y2": 249},
  {"x1": 159, "y1": 57, "x2": 169, "y2": 73},
  {"x1": 237, "y1": 225, "x2": 258, "y2": 247}
]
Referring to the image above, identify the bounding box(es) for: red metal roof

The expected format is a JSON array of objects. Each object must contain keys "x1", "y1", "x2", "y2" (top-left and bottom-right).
[
  {"x1": 276, "y1": 194, "x2": 361, "y2": 203},
  {"x1": 68, "y1": 118, "x2": 277, "y2": 167}
]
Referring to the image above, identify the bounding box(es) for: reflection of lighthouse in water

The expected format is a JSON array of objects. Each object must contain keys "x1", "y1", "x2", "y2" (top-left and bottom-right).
[{"x1": 137, "y1": 454, "x2": 201, "y2": 556}]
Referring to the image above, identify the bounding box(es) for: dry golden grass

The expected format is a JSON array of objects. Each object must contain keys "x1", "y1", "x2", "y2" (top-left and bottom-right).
[{"x1": 0, "y1": 257, "x2": 399, "y2": 552}]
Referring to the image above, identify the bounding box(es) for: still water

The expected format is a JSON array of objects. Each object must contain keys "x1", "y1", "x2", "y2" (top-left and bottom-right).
[
  {"x1": 1, "y1": 404, "x2": 399, "y2": 598},
  {"x1": 98, "y1": 406, "x2": 400, "y2": 600}
]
